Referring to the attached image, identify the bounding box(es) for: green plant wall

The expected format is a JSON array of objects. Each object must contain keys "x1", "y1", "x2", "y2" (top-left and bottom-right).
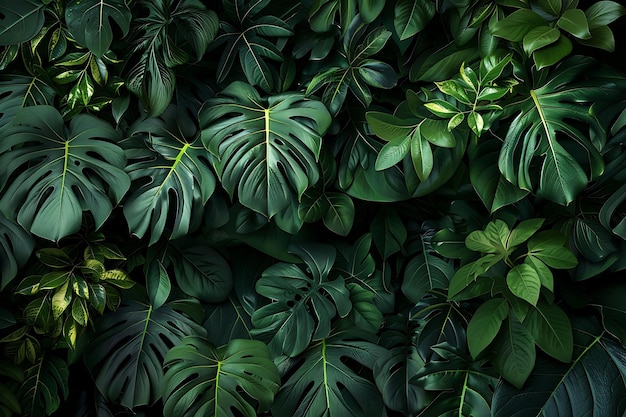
[{"x1": 1, "y1": 0, "x2": 626, "y2": 416}]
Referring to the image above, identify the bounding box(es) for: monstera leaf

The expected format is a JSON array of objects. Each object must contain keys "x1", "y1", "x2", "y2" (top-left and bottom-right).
[
  {"x1": 200, "y1": 82, "x2": 331, "y2": 218},
  {"x1": 412, "y1": 343, "x2": 499, "y2": 417},
  {"x1": 123, "y1": 105, "x2": 216, "y2": 244},
  {"x1": 65, "y1": 0, "x2": 132, "y2": 57},
  {"x1": 83, "y1": 290, "x2": 206, "y2": 408},
  {"x1": 163, "y1": 337, "x2": 280, "y2": 417},
  {"x1": 0, "y1": 105, "x2": 130, "y2": 241},
  {"x1": 0, "y1": 1, "x2": 45, "y2": 45},
  {"x1": 0, "y1": 216, "x2": 34, "y2": 290},
  {"x1": 126, "y1": 0, "x2": 218, "y2": 116},
  {"x1": 493, "y1": 319, "x2": 626, "y2": 417},
  {"x1": 213, "y1": 0, "x2": 293, "y2": 92},
  {"x1": 251, "y1": 244, "x2": 351, "y2": 357},
  {"x1": 272, "y1": 327, "x2": 386, "y2": 417},
  {"x1": 498, "y1": 56, "x2": 609, "y2": 205},
  {"x1": 17, "y1": 355, "x2": 69, "y2": 417},
  {"x1": 0, "y1": 75, "x2": 55, "y2": 133}
]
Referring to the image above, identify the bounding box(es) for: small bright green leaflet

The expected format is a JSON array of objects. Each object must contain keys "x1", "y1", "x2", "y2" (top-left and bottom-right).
[
  {"x1": 251, "y1": 244, "x2": 351, "y2": 357},
  {"x1": 506, "y1": 263, "x2": 541, "y2": 306},
  {"x1": 413, "y1": 343, "x2": 498, "y2": 417},
  {"x1": 0, "y1": 1, "x2": 45, "y2": 45},
  {"x1": 84, "y1": 293, "x2": 206, "y2": 408},
  {"x1": 498, "y1": 57, "x2": 605, "y2": 205},
  {"x1": 17, "y1": 355, "x2": 69, "y2": 417},
  {"x1": 467, "y1": 298, "x2": 509, "y2": 358},
  {"x1": 0, "y1": 105, "x2": 130, "y2": 241},
  {"x1": 200, "y1": 82, "x2": 330, "y2": 218},
  {"x1": 65, "y1": 0, "x2": 132, "y2": 57},
  {"x1": 493, "y1": 322, "x2": 626, "y2": 417},
  {"x1": 123, "y1": 106, "x2": 215, "y2": 245},
  {"x1": 163, "y1": 337, "x2": 280, "y2": 417},
  {"x1": 272, "y1": 328, "x2": 386, "y2": 417}
]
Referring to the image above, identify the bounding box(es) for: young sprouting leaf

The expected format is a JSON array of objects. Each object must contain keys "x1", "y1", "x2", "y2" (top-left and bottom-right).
[{"x1": 467, "y1": 298, "x2": 509, "y2": 358}]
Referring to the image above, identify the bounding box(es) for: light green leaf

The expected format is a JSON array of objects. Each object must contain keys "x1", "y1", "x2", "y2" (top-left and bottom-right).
[
  {"x1": 467, "y1": 111, "x2": 484, "y2": 136},
  {"x1": 0, "y1": 0, "x2": 45, "y2": 45},
  {"x1": 201, "y1": 82, "x2": 330, "y2": 218},
  {"x1": 163, "y1": 337, "x2": 280, "y2": 417},
  {"x1": 84, "y1": 293, "x2": 206, "y2": 408},
  {"x1": 524, "y1": 301, "x2": 573, "y2": 362},
  {"x1": 393, "y1": 0, "x2": 435, "y2": 40},
  {"x1": 0, "y1": 106, "x2": 129, "y2": 241},
  {"x1": 507, "y1": 263, "x2": 541, "y2": 306},
  {"x1": 527, "y1": 231, "x2": 578, "y2": 269},
  {"x1": 65, "y1": 0, "x2": 131, "y2": 57},
  {"x1": 366, "y1": 111, "x2": 417, "y2": 142},
  {"x1": 557, "y1": 8, "x2": 591, "y2": 39},
  {"x1": 508, "y1": 218, "x2": 545, "y2": 248},
  {"x1": 467, "y1": 298, "x2": 510, "y2": 358}
]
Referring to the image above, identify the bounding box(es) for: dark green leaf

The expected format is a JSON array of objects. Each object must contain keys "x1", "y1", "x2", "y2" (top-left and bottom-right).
[
  {"x1": 65, "y1": 0, "x2": 131, "y2": 57},
  {"x1": 145, "y1": 261, "x2": 171, "y2": 310},
  {"x1": 17, "y1": 355, "x2": 68, "y2": 417},
  {"x1": 323, "y1": 192, "x2": 355, "y2": 236},
  {"x1": 273, "y1": 328, "x2": 386, "y2": 417},
  {"x1": 493, "y1": 322, "x2": 626, "y2": 417},
  {"x1": 0, "y1": 1, "x2": 45, "y2": 45},
  {"x1": 163, "y1": 337, "x2": 280, "y2": 417},
  {"x1": 393, "y1": 0, "x2": 435, "y2": 40},
  {"x1": 532, "y1": 35, "x2": 572, "y2": 69},
  {"x1": 0, "y1": 106, "x2": 129, "y2": 241},
  {"x1": 585, "y1": 1, "x2": 626, "y2": 28},
  {"x1": 402, "y1": 253, "x2": 453, "y2": 303},
  {"x1": 201, "y1": 82, "x2": 330, "y2": 218},
  {"x1": 492, "y1": 314, "x2": 536, "y2": 389},
  {"x1": 491, "y1": 9, "x2": 546, "y2": 42},
  {"x1": 557, "y1": 8, "x2": 591, "y2": 39},
  {"x1": 84, "y1": 294, "x2": 206, "y2": 408},
  {"x1": 0, "y1": 216, "x2": 34, "y2": 290},
  {"x1": 169, "y1": 241, "x2": 233, "y2": 303},
  {"x1": 523, "y1": 26, "x2": 560, "y2": 55}
]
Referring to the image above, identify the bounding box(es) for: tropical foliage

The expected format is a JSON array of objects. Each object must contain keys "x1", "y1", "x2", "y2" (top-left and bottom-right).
[{"x1": 0, "y1": 0, "x2": 626, "y2": 416}]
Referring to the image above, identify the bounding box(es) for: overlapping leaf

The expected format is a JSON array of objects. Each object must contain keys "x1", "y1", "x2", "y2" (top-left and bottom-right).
[
  {"x1": 200, "y1": 82, "x2": 331, "y2": 218},
  {"x1": 0, "y1": 75, "x2": 55, "y2": 133},
  {"x1": 0, "y1": 105, "x2": 129, "y2": 241},
  {"x1": 0, "y1": 216, "x2": 34, "y2": 291},
  {"x1": 163, "y1": 337, "x2": 280, "y2": 417},
  {"x1": 498, "y1": 57, "x2": 608, "y2": 205},
  {"x1": 493, "y1": 320, "x2": 626, "y2": 417},
  {"x1": 0, "y1": 1, "x2": 45, "y2": 45},
  {"x1": 65, "y1": 0, "x2": 132, "y2": 57},
  {"x1": 17, "y1": 356, "x2": 69, "y2": 417},
  {"x1": 123, "y1": 105, "x2": 215, "y2": 244},
  {"x1": 251, "y1": 244, "x2": 351, "y2": 357},
  {"x1": 83, "y1": 291, "x2": 206, "y2": 408},
  {"x1": 272, "y1": 327, "x2": 386, "y2": 417}
]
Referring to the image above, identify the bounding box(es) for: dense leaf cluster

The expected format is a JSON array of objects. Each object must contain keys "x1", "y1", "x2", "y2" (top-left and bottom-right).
[{"x1": 0, "y1": 0, "x2": 626, "y2": 416}]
